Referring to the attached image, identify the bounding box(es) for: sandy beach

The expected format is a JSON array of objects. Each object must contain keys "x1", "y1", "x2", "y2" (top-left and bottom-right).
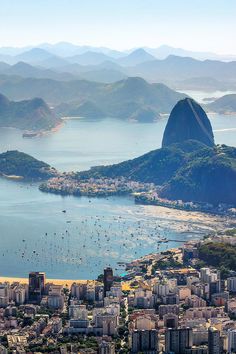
[
  {"x1": 141, "y1": 204, "x2": 233, "y2": 233},
  {"x1": 0, "y1": 276, "x2": 132, "y2": 291},
  {"x1": 0, "y1": 276, "x2": 88, "y2": 287}
]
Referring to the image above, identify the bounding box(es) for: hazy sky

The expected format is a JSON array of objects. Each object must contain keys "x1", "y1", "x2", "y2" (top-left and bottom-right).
[{"x1": 0, "y1": 0, "x2": 235, "y2": 54}]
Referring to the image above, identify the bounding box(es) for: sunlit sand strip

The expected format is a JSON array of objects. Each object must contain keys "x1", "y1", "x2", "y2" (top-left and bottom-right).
[
  {"x1": 141, "y1": 205, "x2": 230, "y2": 233},
  {"x1": 0, "y1": 277, "x2": 88, "y2": 287},
  {"x1": 0, "y1": 276, "x2": 130, "y2": 291}
]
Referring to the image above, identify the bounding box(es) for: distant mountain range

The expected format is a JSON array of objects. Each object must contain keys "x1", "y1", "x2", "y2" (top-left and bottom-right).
[
  {"x1": 0, "y1": 44, "x2": 235, "y2": 123},
  {"x1": 143, "y1": 45, "x2": 236, "y2": 61},
  {"x1": 118, "y1": 48, "x2": 156, "y2": 66},
  {"x1": 127, "y1": 55, "x2": 236, "y2": 83},
  {"x1": 0, "y1": 46, "x2": 236, "y2": 91},
  {"x1": 0, "y1": 93, "x2": 60, "y2": 130},
  {"x1": 0, "y1": 47, "x2": 159, "y2": 68},
  {"x1": 1, "y1": 43, "x2": 235, "y2": 61},
  {"x1": 173, "y1": 77, "x2": 236, "y2": 92},
  {"x1": 0, "y1": 61, "x2": 77, "y2": 81},
  {"x1": 55, "y1": 77, "x2": 187, "y2": 121},
  {"x1": 0, "y1": 76, "x2": 186, "y2": 120},
  {"x1": 0, "y1": 69, "x2": 234, "y2": 121}
]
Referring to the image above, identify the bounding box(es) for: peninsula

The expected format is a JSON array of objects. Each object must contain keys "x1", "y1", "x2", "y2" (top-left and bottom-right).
[{"x1": 39, "y1": 99, "x2": 236, "y2": 213}]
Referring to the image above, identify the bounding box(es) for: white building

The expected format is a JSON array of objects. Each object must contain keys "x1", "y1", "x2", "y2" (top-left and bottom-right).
[{"x1": 48, "y1": 284, "x2": 64, "y2": 309}]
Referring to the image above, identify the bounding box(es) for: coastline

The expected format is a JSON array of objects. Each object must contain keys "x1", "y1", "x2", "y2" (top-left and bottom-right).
[
  {"x1": 47, "y1": 120, "x2": 64, "y2": 134},
  {"x1": 38, "y1": 120, "x2": 64, "y2": 137},
  {"x1": 39, "y1": 176, "x2": 236, "y2": 218},
  {"x1": 0, "y1": 276, "x2": 131, "y2": 291},
  {"x1": 135, "y1": 194, "x2": 236, "y2": 217},
  {"x1": 0, "y1": 276, "x2": 88, "y2": 287},
  {"x1": 0, "y1": 120, "x2": 64, "y2": 138}
]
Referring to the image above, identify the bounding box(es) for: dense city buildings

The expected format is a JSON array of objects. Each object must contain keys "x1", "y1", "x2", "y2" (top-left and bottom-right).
[
  {"x1": 131, "y1": 329, "x2": 158, "y2": 353},
  {"x1": 0, "y1": 230, "x2": 236, "y2": 352}
]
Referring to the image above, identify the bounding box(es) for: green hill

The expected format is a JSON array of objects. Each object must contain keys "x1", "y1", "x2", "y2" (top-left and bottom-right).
[
  {"x1": 59, "y1": 77, "x2": 186, "y2": 120},
  {"x1": 72, "y1": 98, "x2": 236, "y2": 206},
  {"x1": 0, "y1": 93, "x2": 60, "y2": 130},
  {"x1": 198, "y1": 242, "x2": 236, "y2": 273},
  {"x1": 0, "y1": 76, "x2": 187, "y2": 121},
  {"x1": 76, "y1": 141, "x2": 236, "y2": 206},
  {"x1": 0, "y1": 150, "x2": 57, "y2": 180},
  {"x1": 160, "y1": 144, "x2": 236, "y2": 205}
]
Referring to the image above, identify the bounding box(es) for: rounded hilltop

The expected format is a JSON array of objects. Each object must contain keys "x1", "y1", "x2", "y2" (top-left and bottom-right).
[
  {"x1": 162, "y1": 97, "x2": 215, "y2": 147},
  {"x1": 73, "y1": 98, "x2": 236, "y2": 207}
]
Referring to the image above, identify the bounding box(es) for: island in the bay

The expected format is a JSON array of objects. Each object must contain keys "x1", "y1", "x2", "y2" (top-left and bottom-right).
[
  {"x1": 0, "y1": 150, "x2": 57, "y2": 180},
  {"x1": 39, "y1": 98, "x2": 236, "y2": 214}
]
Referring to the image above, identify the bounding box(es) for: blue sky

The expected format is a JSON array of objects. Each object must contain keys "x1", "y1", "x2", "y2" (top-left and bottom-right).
[{"x1": 0, "y1": 0, "x2": 235, "y2": 54}]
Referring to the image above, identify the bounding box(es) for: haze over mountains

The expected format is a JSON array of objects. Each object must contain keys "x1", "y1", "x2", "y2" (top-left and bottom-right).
[
  {"x1": 0, "y1": 43, "x2": 236, "y2": 127},
  {"x1": 0, "y1": 77, "x2": 186, "y2": 121},
  {"x1": 1, "y1": 42, "x2": 235, "y2": 61},
  {"x1": 0, "y1": 43, "x2": 236, "y2": 93},
  {"x1": 0, "y1": 93, "x2": 59, "y2": 130},
  {"x1": 0, "y1": 75, "x2": 235, "y2": 127}
]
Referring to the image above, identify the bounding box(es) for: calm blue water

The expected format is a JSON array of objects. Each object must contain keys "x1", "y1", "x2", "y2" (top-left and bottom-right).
[
  {"x1": 0, "y1": 112, "x2": 235, "y2": 279},
  {"x1": 1, "y1": 114, "x2": 236, "y2": 172}
]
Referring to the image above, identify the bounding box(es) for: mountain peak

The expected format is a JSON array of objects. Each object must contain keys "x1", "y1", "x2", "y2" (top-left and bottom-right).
[
  {"x1": 16, "y1": 48, "x2": 52, "y2": 63},
  {"x1": 12, "y1": 61, "x2": 34, "y2": 68},
  {"x1": 119, "y1": 48, "x2": 156, "y2": 66},
  {"x1": 130, "y1": 48, "x2": 151, "y2": 55},
  {"x1": 162, "y1": 98, "x2": 215, "y2": 147}
]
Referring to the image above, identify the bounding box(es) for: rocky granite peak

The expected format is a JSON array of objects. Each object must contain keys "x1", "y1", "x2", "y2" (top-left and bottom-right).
[{"x1": 162, "y1": 98, "x2": 214, "y2": 147}]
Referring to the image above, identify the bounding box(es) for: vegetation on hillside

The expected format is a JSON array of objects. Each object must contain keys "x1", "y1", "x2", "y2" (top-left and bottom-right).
[
  {"x1": 0, "y1": 150, "x2": 57, "y2": 179},
  {"x1": 198, "y1": 242, "x2": 236, "y2": 273},
  {"x1": 161, "y1": 144, "x2": 236, "y2": 205},
  {"x1": 0, "y1": 76, "x2": 187, "y2": 120},
  {"x1": 0, "y1": 93, "x2": 60, "y2": 130},
  {"x1": 76, "y1": 141, "x2": 236, "y2": 205}
]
